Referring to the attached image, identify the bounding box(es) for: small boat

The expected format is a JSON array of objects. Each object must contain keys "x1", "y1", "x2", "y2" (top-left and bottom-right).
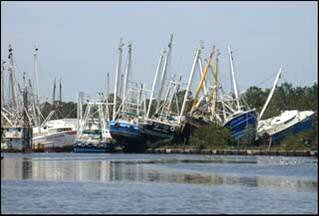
[
  {"x1": 257, "y1": 110, "x2": 315, "y2": 144},
  {"x1": 73, "y1": 141, "x2": 111, "y2": 153}
]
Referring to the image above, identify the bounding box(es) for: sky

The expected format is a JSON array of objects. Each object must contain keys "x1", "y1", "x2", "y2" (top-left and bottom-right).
[{"x1": 1, "y1": 1, "x2": 317, "y2": 102}]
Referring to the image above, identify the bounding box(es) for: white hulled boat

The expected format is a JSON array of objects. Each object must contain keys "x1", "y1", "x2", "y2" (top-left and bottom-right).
[
  {"x1": 33, "y1": 118, "x2": 77, "y2": 150},
  {"x1": 257, "y1": 110, "x2": 315, "y2": 143}
]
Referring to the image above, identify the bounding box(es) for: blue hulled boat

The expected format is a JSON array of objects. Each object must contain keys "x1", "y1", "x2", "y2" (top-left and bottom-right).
[
  {"x1": 74, "y1": 144, "x2": 110, "y2": 153},
  {"x1": 257, "y1": 110, "x2": 315, "y2": 144},
  {"x1": 109, "y1": 120, "x2": 146, "y2": 152},
  {"x1": 224, "y1": 110, "x2": 258, "y2": 145}
]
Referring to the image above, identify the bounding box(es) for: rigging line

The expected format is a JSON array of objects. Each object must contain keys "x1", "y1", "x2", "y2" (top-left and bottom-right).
[
  {"x1": 237, "y1": 71, "x2": 281, "y2": 95},
  {"x1": 249, "y1": 71, "x2": 280, "y2": 88}
]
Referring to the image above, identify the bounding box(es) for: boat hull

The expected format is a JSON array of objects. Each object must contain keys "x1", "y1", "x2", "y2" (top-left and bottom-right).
[
  {"x1": 73, "y1": 146, "x2": 109, "y2": 153},
  {"x1": 141, "y1": 120, "x2": 178, "y2": 142},
  {"x1": 33, "y1": 130, "x2": 77, "y2": 150},
  {"x1": 224, "y1": 110, "x2": 258, "y2": 145},
  {"x1": 269, "y1": 114, "x2": 314, "y2": 143},
  {"x1": 109, "y1": 120, "x2": 146, "y2": 152},
  {"x1": 183, "y1": 114, "x2": 210, "y2": 129}
]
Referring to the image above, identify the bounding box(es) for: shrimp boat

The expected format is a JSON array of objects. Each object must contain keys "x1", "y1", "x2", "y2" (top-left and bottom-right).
[
  {"x1": 141, "y1": 34, "x2": 181, "y2": 144},
  {"x1": 178, "y1": 44, "x2": 258, "y2": 145},
  {"x1": 109, "y1": 83, "x2": 148, "y2": 152},
  {"x1": 141, "y1": 78, "x2": 181, "y2": 143},
  {"x1": 74, "y1": 92, "x2": 113, "y2": 153},
  {"x1": 109, "y1": 40, "x2": 148, "y2": 152},
  {"x1": 181, "y1": 44, "x2": 223, "y2": 127},
  {"x1": 1, "y1": 45, "x2": 33, "y2": 151},
  {"x1": 221, "y1": 46, "x2": 258, "y2": 145}
]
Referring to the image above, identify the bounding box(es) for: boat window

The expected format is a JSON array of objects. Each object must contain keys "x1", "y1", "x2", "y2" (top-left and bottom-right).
[
  {"x1": 57, "y1": 128, "x2": 72, "y2": 132},
  {"x1": 284, "y1": 117, "x2": 295, "y2": 124}
]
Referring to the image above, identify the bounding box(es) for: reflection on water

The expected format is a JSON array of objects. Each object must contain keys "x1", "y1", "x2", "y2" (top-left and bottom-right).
[{"x1": 1, "y1": 155, "x2": 317, "y2": 191}]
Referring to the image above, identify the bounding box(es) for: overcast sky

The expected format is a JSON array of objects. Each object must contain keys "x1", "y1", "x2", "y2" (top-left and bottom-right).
[{"x1": 1, "y1": 1, "x2": 317, "y2": 102}]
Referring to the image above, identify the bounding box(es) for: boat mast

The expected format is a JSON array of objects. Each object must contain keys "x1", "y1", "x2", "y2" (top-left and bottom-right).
[
  {"x1": 112, "y1": 38, "x2": 124, "y2": 120},
  {"x1": 197, "y1": 57, "x2": 209, "y2": 102},
  {"x1": 77, "y1": 92, "x2": 84, "y2": 137},
  {"x1": 228, "y1": 45, "x2": 241, "y2": 111},
  {"x1": 33, "y1": 47, "x2": 40, "y2": 105},
  {"x1": 146, "y1": 49, "x2": 165, "y2": 119},
  {"x1": 178, "y1": 46, "x2": 201, "y2": 123},
  {"x1": 106, "y1": 73, "x2": 110, "y2": 100},
  {"x1": 122, "y1": 43, "x2": 132, "y2": 112},
  {"x1": 52, "y1": 78, "x2": 56, "y2": 106},
  {"x1": 59, "y1": 78, "x2": 62, "y2": 104},
  {"x1": 8, "y1": 45, "x2": 17, "y2": 110},
  {"x1": 28, "y1": 78, "x2": 38, "y2": 127},
  {"x1": 258, "y1": 66, "x2": 282, "y2": 121},
  {"x1": 190, "y1": 47, "x2": 215, "y2": 113},
  {"x1": 156, "y1": 34, "x2": 173, "y2": 111},
  {"x1": 1, "y1": 61, "x2": 5, "y2": 107},
  {"x1": 210, "y1": 49, "x2": 220, "y2": 116}
]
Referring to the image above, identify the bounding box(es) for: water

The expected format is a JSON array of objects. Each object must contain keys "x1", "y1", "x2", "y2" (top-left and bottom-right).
[{"x1": 1, "y1": 153, "x2": 318, "y2": 214}]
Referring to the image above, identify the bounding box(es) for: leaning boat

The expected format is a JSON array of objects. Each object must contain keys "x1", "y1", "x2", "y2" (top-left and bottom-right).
[
  {"x1": 141, "y1": 34, "x2": 181, "y2": 144},
  {"x1": 257, "y1": 110, "x2": 315, "y2": 144},
  {"x1": 254, "y1": 65, "x2": 314, "y2": 145},
  {"x1": 223, "y1": 109, "x2": 258, "y2": 144},
  {"x1": 110, "y1": 120, "x2": 145, "y2": 145},
  {"x1": 221, "y1": 46, "x2": 258, "y2": 145},
  {"x1": 109, "y1": 40, "x2": 148, "y2": 152}
]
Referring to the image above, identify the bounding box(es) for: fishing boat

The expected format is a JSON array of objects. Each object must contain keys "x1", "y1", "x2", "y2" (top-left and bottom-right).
[
  {"x1": 178, "y1": 44, "x2": 225, "y2": 142},
  {"x1": 255, "y1": 65, "x2": 315, "y2": 144},
  {"x1": 23, "y1": 47, "x2": 78, "y2": 152},
  {"x1": 1, "y1": 45, "x2": 33, "y2": 151},
  {"x1": 257, "y1": 110, "x2": 315, "y2": 144},
  {"x1": 141, "y1": 34, "x2": 183, "y2": 144},
  {"x1": 221, "y1": 46, "x2": 258, "y2": 145},
  {"x1": 32, "y1": 118, "x2": 77, "y2": 151},
  {"x1": 74, "y1": 92, "x2": 113, "y2": 153},
  {"x1": 73, "y1": 129, "x2": 111, "y2": 153},
  {"x1": 109, "y1": 40, "x2": 148, "y2": 152}
]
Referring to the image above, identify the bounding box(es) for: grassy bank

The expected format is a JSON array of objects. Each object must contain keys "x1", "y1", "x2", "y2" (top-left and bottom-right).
[{"x1": 149, "y1": 121, "x2": 318, "y2": 154}]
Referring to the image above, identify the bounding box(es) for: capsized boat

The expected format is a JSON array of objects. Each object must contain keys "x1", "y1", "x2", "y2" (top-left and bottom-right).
[{"x1": 257, "y1": 110, "x2": 315, "y2": 143}]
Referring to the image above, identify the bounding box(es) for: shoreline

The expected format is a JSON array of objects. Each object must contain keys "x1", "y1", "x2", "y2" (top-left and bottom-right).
[
  {"x1": 144, "y1": 148, "x2": 318, "y2": 157},
  {"x1": 1, "y1": 148, "x2": 318, "y2": 157}
]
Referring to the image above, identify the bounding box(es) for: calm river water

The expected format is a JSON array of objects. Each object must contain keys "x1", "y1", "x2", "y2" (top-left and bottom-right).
[{"x1": 1, "y1": 153, "x2": 318, "y2": 214}]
